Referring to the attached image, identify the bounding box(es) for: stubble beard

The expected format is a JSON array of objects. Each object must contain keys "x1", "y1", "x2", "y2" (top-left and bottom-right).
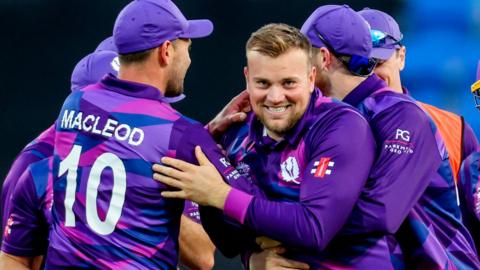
[
  {"x1": 256, "y1": 107, "x2": 303, "y2": 138},
  {"x1": 165, "y1": 66, "x2": 186, "y2": 97}
]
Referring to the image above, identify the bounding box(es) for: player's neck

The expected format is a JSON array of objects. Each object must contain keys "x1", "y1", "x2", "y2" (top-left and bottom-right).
[
  {"x1": 118, "y1": 65, "x2": 168, "y2": 96},
  {"x1": 328, "y1": 71, "x2": 366, "y2": 101},
  {"x1": 390, "y1": 78, "x2": 403, "y2": 94}
]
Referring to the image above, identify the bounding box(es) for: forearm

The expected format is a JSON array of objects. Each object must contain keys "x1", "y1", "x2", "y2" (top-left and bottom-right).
[
  {"x1": 223, "y1": 188, "x2": 359, "y2": 252},
  {"x1": 0, "y1": 252, "x2": 32, "y2": 270},
  {"x1": 178, "y1": 215, "x2": 215, "y2": 270}
]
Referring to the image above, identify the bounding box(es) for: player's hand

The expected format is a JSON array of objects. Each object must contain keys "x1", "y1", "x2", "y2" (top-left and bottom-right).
[
  {"x1": 256, "y1": 236, "x2": 282, "y2": 250},
  {"x1": 153, "y1": 146, "x2": 231, "y2": 209},
  {"x1": 207, "y1": 90, "x2": 251, "y2": 139},
  {"x1": 249, "y1": 248, "x2": 310, "y2": 270}
]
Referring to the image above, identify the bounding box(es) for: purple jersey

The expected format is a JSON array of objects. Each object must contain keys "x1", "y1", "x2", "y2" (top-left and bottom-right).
[
  {"x1": 1, "y1": 158, "x2": 53, "y2": 256},
  {"x1": 205, "y1": 89, "x2": 391, "y2": 269},
  {"x1": 183, "y1": 201, "x2": 200, "y2": 224},
  {"x1": 46, "y1": 74, "x2": 246, "y2": 269},
  {"x1": 1, "y1": 125, "x2": 55, "y2": 231},
  {"x1": 459, "y1": 152, "x2": 480, "y2": 254},
  {"x1": 343, "y1": 75, "x2": 479, "y2": 269}
]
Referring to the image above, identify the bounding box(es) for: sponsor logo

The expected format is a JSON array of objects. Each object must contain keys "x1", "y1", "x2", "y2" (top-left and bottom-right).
[
  {"x1": 395, "y1": 129, "x2": 410, "y2": 142},
  {"x1": 280, "y1": 157, "x2": 300, "y2": 184},
  {"x1": 220, "y1": 157, "x2": 231, "y2": 168},
  {"x1": 311, "y1": 157, "x2": 334, "y2": 178},
  {"x1": 384, "y1": 141, "x2": 414, "y2": 155}
]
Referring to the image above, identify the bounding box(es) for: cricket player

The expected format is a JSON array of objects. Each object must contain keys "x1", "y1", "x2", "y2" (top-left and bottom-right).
[
  {"x1": 153, "y1": 21, "x2": 386, "y2": 268},
  {"x1": 76, "y1": 37, "x2": 217, "y2": 269},
  {"x1": 359, "y1": 7, "x2": 479, "y2": 196},
  {"x1": 358, "y1": 8, "x2": 480, "y2": 268},
  {"x1": 154, "y1": 4, "x2": 479, "y2": 269},
  {"x1": 41, "y1": 0, "x2": 248, "y2": 268},
  {"x1": 459, "y1": 60, "x2": 480, "y2": 253}
]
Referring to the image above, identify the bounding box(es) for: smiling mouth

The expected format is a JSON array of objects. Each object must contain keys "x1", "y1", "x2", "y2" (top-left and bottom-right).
[{"x1": 265, "y1": 105, "x2": 290, "y2": 113}]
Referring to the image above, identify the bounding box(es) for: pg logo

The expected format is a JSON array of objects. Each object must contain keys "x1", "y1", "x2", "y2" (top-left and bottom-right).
[{"x1": 395, "y1": 129, "x2": 410, "y2": 142}]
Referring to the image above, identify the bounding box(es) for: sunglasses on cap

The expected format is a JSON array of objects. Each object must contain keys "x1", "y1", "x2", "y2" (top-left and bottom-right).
[
  {"x1": 471, "y1": 80, "x2": 480, "y2": 109},
  {"x1": 316, "y1": 33, "x2": 377, "y2": 77},
  {"x1": 370, "y1": 29, "x2": 403, "y2": 48}
]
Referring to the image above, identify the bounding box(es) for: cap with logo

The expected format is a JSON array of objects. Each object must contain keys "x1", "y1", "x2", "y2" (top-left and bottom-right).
[
  {"x1": 359, "y1": 8, "x2": 403, "y2": 61},
  {"x1": 113, "y1": 0, "x2": 214, "y2": 54},
  {"x1": 301, "y1": 5, "x2": 375, "y2": 76},
  {"x1": 71, "y1": 50, "x2": 119, "y2": 91}
]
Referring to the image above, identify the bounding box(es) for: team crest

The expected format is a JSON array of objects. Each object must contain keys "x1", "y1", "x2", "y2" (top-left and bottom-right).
[{"x1": 280, "y1": 157, "x2": 300, "y2": 184}]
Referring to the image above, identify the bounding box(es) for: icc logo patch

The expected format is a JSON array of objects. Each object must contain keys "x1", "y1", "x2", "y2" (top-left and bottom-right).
[{"x1": 311, "y1": 157, "x2": 334, "y2": 178}]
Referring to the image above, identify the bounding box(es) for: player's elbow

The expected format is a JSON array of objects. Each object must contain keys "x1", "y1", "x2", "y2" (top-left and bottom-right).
[
  {"x1": 192, "y1": 254, "x2": 215, "y2": 270},
  {"x1": 180, "y1": 250, "x2": 215, "y2": 270},
  {"x1": 201, "y1": 255, "x2": 215, "y2": 270}
]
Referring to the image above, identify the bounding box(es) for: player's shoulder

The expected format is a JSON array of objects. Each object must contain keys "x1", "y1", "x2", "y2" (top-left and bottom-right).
[
  {"x1": 361, "y1": 90, "x2": 426, "y2": 122},
  {"x1": 311, "y1": 95, "x2": 369, "y2": 128}
]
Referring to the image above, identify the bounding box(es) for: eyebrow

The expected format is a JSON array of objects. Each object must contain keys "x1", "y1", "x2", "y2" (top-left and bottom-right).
[{"x1": 252, "y1": 77, "x2": 270, "y2": 82}]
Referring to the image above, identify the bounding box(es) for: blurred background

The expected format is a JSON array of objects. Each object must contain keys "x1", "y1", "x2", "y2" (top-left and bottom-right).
[{"x1": 1, "y1": 0, "x2": 479, "y2": 268}]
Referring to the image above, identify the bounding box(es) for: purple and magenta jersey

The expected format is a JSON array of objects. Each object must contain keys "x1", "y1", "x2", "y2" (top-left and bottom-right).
[
  {"x1": 208, "y1": 89, "x2": 392, "y2": 269},
  {"x1": 343, "y1": 74, "x2": 479, "y2": 269},
  {"x1": 46, "y1": 74, "x2": 246, "y2": 269},
  {"x1": 459, "y1": 152, "x2": 480, "y2": 254},
  {"x1": 1, "y1": 125, "x2": 55, "y2": 232},
  {"x1": 1, "y1": 157, "x2": 53, "y2": 256},
  {"x1": 183, "y1": 201, "x2": 200, "y2": 224}
]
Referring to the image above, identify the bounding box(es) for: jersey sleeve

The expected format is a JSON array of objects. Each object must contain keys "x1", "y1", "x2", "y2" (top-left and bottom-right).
[
  {"x1": 1, "y1": 124, "x2": 55, "y2": 229},
  {"x1": 1, "y1": 165, "x2": 49, "y2": 257},
  {"x1": 183, "y1": 200, "x2": 201, "y2": 224},
  {"x1": 222, "y1": 109, "x2": 376, "y2": 251},
  {"x1": 347, "y1": 102, "x2": 443, "y2": 234}
]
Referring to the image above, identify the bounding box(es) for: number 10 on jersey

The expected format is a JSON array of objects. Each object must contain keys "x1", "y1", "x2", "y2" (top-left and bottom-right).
[{"x1": 58, "y1": 144, "x2": 127, "y2": 235}]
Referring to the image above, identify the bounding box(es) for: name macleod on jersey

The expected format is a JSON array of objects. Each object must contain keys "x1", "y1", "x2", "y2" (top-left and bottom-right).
[{"x1": 60, "y1": 109, "x2": 145, "y2": 146}]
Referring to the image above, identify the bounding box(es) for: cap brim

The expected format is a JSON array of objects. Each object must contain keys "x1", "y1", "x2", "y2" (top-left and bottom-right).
[
  {"x1": 180, "y1": 19, "x2": 214, "y2": 39},
  {"x1": 370, "y1": 47, "x2": 395, "y2": 60}
]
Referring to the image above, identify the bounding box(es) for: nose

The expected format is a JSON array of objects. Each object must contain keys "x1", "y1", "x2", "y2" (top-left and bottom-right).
[{"x1": 266, "y1": 85, "x2": 285, "y2": 104}]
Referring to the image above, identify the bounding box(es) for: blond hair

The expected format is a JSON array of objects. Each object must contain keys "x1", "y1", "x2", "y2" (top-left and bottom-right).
[{"x1": 246, "y1": 23, "x2": 312, "y2": 63}]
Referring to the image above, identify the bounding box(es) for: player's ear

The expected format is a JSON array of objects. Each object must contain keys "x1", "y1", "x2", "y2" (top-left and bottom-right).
[
  {"x1": 308, "y1": 65, "x2": 316, "y2": 93},
  {"x1": 158, "y1": 41, "x2": 173, "y2": 66},
  {"x1": 398, "y1": 46, "x2": 406, "y2": 71},
  {"x1": 244, "y1": 66, "x2": 250, "y2": 92},
  {"x1": 318, "y1": 47, "x2": 331, "y2": 71}
]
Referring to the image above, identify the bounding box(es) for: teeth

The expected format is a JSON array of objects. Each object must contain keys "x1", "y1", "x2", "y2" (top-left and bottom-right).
[{"x1": 267, "y1": 106, "x2": 287, "y2": 112}]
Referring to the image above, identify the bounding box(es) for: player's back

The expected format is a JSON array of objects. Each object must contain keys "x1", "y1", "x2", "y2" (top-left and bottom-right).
[{"x1": 46, "y1": 75, "x2": 188, "y2": 270}]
